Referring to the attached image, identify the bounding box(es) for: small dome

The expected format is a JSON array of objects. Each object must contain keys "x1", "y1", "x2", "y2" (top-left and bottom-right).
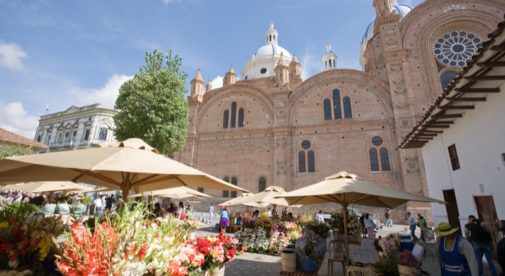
[
  {"x1": 359, "y1": 4, "x2": 412, "y2": 68},
  {"x1": 241, "y1": 23, "x2": 292, "y2": 80}
]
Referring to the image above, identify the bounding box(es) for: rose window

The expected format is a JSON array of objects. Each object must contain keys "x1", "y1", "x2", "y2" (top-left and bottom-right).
[{"x1": 433, "y1": 31, "x2": 482, "y2": 67}]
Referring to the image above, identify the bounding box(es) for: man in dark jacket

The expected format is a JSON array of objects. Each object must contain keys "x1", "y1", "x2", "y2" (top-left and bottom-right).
[
  {"x1": 497, "y1": 220, "x2": 505, "y2": 276},
  {"x1": 471, "y1": 219, "x2": 497, "y2": 276}
]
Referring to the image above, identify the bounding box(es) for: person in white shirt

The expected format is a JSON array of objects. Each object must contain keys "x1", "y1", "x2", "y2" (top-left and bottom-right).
[
  {"x1": 364, "y1": 213, "x2": 376, "y2": 238},
  {"x1": 93, "y1": 195, "x2": 104, "y2": 216},
  {"x1": 406, "y1": 211, "x2": 417, "y2": 240},
  {"x1": 315, "y1": 210, "x2": 325, "y2": 224}
]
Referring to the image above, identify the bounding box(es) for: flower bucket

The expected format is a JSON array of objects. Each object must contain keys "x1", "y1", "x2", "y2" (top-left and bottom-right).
[
  {"x1": 397, "y1": 264, "x2": 420, "y2": 276},
  {"x1": 281, "y1": 249, "x2": 296, "y2": 272},
  {"x1": 299, "y1": 259, "x2": 317, "y2": 273},
  {"x1": 203, "y1": 266, "x2": 225, "y2": 276}
]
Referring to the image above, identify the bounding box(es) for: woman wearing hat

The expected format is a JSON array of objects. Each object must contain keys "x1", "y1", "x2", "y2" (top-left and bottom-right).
[{"x1": 436, "y1": 221, "x2": 478, "y2": 276}]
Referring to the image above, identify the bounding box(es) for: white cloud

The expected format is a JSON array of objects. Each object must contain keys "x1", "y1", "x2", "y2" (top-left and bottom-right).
[
  {"x1": 0, "y1": 41, "x2": 28, "y2": 71},
  {"x1": 300, "y1": 50, "x2": 321, "y2": 80},
  {"x1": 0, "y1": 102, "x2": 39, "y2": 138},
  {"x1": 161, "y1": 0, "x2": 179, "y2": 4},
  {"x1": 72, "y1": 74, "x2": 133, "y2": 109},
  {"x1": 209, "y1": 75, "x2": 223, "y2": 90}
]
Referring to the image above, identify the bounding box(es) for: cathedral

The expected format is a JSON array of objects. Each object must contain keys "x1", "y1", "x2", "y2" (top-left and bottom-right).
[{"x1": 176, "y1": 0, "x2": 505, "y2": 216}]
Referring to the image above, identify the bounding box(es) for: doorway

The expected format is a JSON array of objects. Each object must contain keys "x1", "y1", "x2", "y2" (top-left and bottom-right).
[
  {"x1": 443, "y1": 189, "x2": 462, "y2": 235},
  {"x1": 474, "y1": 196, "x2": 499, "y2": 243}
]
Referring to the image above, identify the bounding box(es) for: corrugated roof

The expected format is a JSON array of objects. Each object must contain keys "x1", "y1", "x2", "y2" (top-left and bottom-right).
[{"x1": 0, "y1": 128, "x2": 47, "y2": 150}]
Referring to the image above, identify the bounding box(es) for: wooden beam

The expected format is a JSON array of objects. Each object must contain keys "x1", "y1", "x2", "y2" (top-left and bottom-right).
[
  {"x1": 464, "y1": 75, "x2": 505, "y2": 81},
  {"x1": 434, "y1": 113, "x2": 463, "y2": 119},
  {"x1": 490, "y1": 45, "x2": 505, "y2": 51},
  {"x1": 440, "y1": 105, "x2": 474, "y2": 110},
  {"x1": 424, "y1": 125, "x2": 450, "y2": 128},
  {"x1": 455, "y1": 87, "x2": 500, "y2": 93},
  {"x1": 477, "y1": 61, "x2": 505, "y2": 67},
  {"x1": 427, "y1": 120, "x2": 454, "y2": 124},
  {"x1": 419, "y1": 130, "x2": 443, "y2": 134},
  {"x1": 416, "y1": 133, "x2": 438, "y2": 136},
  {"x1": 447, "y1": 97, "x2": 486, "y2": 102}
]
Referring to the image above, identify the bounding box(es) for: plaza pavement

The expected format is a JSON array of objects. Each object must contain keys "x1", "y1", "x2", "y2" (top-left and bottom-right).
[{"x1": 194, "y1": 214, "x2": 501, "y2": 276}]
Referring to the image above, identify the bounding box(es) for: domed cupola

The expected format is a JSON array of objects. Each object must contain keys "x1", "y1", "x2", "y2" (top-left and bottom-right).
[
  {"x1": 322, "y1": 43, "x2": 337, "y2": 70},
  {"x1": 359, "y1": 0, "x2": 412, "y2": 69},
  {"x1": 241, "y1": 22, "x2": 293, "y2": 80}
]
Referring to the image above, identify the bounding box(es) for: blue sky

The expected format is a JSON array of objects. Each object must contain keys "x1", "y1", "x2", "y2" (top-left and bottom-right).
[{"x1": 0, "y1": 0, "x2": 423, "y2": 138}]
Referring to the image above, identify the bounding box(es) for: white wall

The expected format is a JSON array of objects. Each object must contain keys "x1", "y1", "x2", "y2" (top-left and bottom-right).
[{"x1": 422, "y1": 81, "x2": 505, "y2": 227}]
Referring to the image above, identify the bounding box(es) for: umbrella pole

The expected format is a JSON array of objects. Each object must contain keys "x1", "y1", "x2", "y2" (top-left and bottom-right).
[{"x1": 343, "y1": 202, "x2": 349, "y2": 274}]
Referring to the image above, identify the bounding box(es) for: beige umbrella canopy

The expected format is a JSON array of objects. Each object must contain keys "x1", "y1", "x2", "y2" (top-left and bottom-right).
[
  {"x1": 0, "y1": 138, "x2": 248, "y2": 200},
  {"x1": 238, "y1": 186, "x2": 292, "y2": 207},
  {"x1": 1, "y1": 181, "x2": 94, "y2": 193},
  {"x1": 129, "y1": 186, "x2": 211, "y2": 199},
  {"x1": 277, "y1": 171, "x2": 444, "y2": 270},
  {"x1": 219, "y1": 193, "x2": 267, "y2": 208}
]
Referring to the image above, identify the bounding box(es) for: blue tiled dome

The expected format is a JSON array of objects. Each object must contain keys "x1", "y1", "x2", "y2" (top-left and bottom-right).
[{"x1": 359, "y1": 4, "x2": 413, "y2": 68}]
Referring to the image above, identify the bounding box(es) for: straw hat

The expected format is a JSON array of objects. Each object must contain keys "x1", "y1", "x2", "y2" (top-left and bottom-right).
[{"x1": 435, "y1": 222, "x2": 459, "y2": 237}]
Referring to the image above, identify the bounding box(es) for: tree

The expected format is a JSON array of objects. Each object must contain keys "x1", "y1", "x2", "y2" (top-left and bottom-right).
[
  {"x1": 114, "y1": 50, "x2": 188, "y2": 156},
  {"x1": 0, "y1": 144, "x2": 33, "y2": 159}
]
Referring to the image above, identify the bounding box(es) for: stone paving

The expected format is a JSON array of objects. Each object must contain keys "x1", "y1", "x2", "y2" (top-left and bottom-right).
[{"x1": 195, "y1": 218, "x2": 501, "y2": 276}]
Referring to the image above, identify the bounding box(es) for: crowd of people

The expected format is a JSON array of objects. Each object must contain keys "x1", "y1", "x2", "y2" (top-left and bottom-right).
[{"x1": 215, "y1": 204, "x2": 297, "y2": 233}]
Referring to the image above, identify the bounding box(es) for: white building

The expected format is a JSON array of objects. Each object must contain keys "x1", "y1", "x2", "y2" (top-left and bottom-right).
[
  {"x1": 400, "y1": 18, "x2": 505, "y2": 238},
  {"x1": 34, "y1": 104, "x2": 117, "y2": 152}
]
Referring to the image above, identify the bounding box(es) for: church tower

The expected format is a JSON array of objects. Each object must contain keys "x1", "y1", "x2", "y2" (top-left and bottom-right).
[
  {"x1": 265, "y1": 21, "x2": 278, "y2": 45},
  {"x1": 223, "y1": 66, "x2": 236, "y2": 86},
  {"x1": 274, "y1": 53, "x2": 290, "y2": 86},
  {"x1": 289, "y1": 55, "x2": 302, "y2": 85},
  {"x1": 190, "y1": 69, "x2": 205, "y2": 102},
  {"x1": 322, "y1": 43, "x2": 337, "y2": 70}
]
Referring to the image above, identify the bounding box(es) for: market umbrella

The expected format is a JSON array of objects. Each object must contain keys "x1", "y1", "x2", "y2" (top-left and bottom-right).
[
  {"x1": 238, "y1": 186, "x2": 292, "y2": 206},
  {"x1": 0, "y1": 181, "x2": 94, "y2": 193},
  {"x1": 129, "y1": 186, "x2": 211, "y2": 199},
  {"x1": 219, "y1": 193, "x2": 267, "y2": 208},
  {"x1": 0, "y1": 138, "x2": 248, "y2": 200},
  {"x1": 276, "y1": 171, "x2": 444, "y2": 268}
]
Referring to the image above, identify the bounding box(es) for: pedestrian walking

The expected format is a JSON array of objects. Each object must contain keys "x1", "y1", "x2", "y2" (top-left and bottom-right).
[
  {"x1": 364, "y1": 213, "x2": 376, "y2": 239},
  {"x1": 220, "y1": 206, "x2": 230, "y2": 233},
  {"x1": 417, "y1": 214, "x2": 428, "y2": 241},
  {"x1": 315, "y1": 210, "x2": 325, "y2": 224},
  {"x1": 406, "y1": 211, "x2": 417, "y2": 240},
  {"x1": 496, "y1": 220, "x2": 505, "y2": 276},
  {"x1": 435, "y1": 221, "x2": 478, "y2": 276},
  {"x1": 470, "y1": 219, "x2": 497, "y2": 276},
  {"x1": 209, "y1": 203, "x2": 215, "y2": 222},
  {"x1": 384, "y1": 208, "x2": 393, "y2": 227}
]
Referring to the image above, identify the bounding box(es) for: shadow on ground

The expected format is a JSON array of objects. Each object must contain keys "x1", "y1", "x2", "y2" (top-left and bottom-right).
[{"x1": 226, "y1": 253, "x2": 281, "y2": 276}]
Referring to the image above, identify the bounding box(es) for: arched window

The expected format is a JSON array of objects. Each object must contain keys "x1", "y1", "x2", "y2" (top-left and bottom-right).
[
  {"x1": 230, "y1": 102, "x2": 237, "y2": 128},
  {"x1": 440, "y1": 71, "x2": 459, "y2": 91},
  {"x1": 323, "y1": 99, "x2": 332, "y2": 120},
  {"x1": 369, "y1": 148, "x2": 379, "y2": 171},
  {"x1": 238, "y1": 108, "x2": 244, "y2": 127},
  {"x1": 307, "y1": 150, "x2": 315, "y2": 172},
  {"x1": 332, "y1": 89, "x2": 342, "y2": 119},
  {"x1": 258, "y1": 177, "x2": 266, "y2": 192},
  {"x1": 223, "y1": 110, "x2": 229, "y2": 129},
  {"x1": 380, "y1": 148, "x2": 390, "y2": 171},
  {"x1": 298, "y1": 151, "x2": 306, "y2": 173},
  {"x1": 343, "y1": 96, "x2": 352, "y2": 118},
  {"x1": 230, "y1": 177, "x2": 238, "y2": 198},
  {"x1": 222, "y1": 177, "x2": 230, "y2": 198}
]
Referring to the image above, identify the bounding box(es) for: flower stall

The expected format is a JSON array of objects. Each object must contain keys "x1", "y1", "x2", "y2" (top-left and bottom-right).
[
  {"x1": 330, "y1": 210, "x2": 362, "y2": 244},
  {"x1": 0, "y1": 203, "x2": 66, "y2": 274},
  {"x1": 1, "y1": 201, "x2": 244, "y2": 276}
]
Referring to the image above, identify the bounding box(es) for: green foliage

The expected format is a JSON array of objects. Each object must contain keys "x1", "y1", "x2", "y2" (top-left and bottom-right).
[
  {"x1": 0, "y1": 144, "x2": 33, "y2": 159},
  {"x1": 114, "y1": 50, "x2": 189, "y2": 156}
]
